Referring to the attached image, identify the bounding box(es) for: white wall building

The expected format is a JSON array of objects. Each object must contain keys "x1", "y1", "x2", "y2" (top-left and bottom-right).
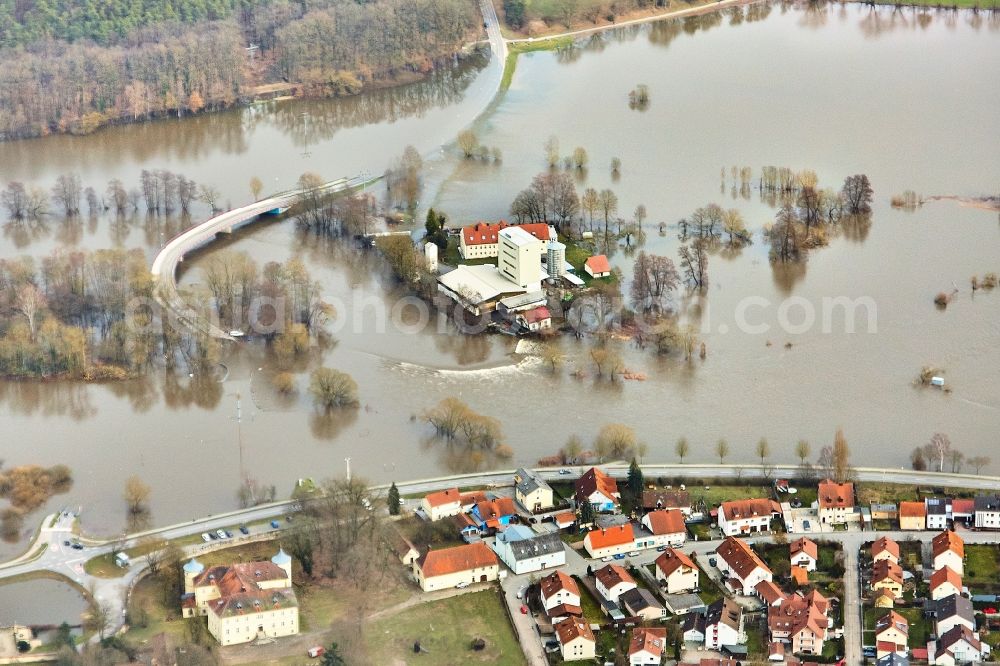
[
  {"x1": 498, "y1": 226, "x2": 545, "y2": 291},
  {"x1": 492, "y1": 525, "x2": 565, "y2": 575}
]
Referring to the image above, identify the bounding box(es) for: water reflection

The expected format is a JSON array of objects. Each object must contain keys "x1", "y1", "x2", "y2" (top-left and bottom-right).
[{"x1": 0, "y1": 381, "x2": 96, "y2": 420}]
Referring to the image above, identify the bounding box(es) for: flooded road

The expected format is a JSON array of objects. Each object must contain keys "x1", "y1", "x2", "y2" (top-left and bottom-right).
[{"x1": 0, "y1": 1, "x2": 998, "y2": 575}]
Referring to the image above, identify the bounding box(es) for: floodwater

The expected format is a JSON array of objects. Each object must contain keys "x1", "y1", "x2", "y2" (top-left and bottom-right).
[
  {"x1": 0, "y1": 578, "x2": 87, "y2": 625},
  {"x1": 1, "y1": 1, "x2": 999, "y2": 577}
]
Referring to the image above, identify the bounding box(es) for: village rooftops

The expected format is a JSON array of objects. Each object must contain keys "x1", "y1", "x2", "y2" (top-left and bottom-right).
[
  {"x1": 416, "y1": 542, "x2": 498, "y2": 578},
  {"x1": 768, "y1": 589, "x2": 830, "y2": 639},
  {"x1": 873, "y1": 559, "x2": 904, "y2": 585},
  {"x1": 462, "y1": 221, "x2": 552, "y2": 247},
  {"x1": 706, "y1": 597, "x2": 742, "y2": 632},
  {"x1": 755, "y1": 579, "x2": 786, "y2": 606},
  {"x1": 876, "y1": 610, "x2": 909, "y2": 637},
  {"x1": 585, "y1": 524, "x2": 634, "y2": 550},
  {"x1": 872, "y1": 536, "x2": 900, "y2": 560},
  {"x1": 644, "y1": 509, "x2": 686, "y2": 535},
  {"x1": 540, "y1": 570, "x2": 579, "y2": 600},
  {"x1": 937, "y1": 624, "x2": 983, "y2": 654},
  {"x1": 899, "y1": 501, "x2": 926, "y2": 518},
  {"x1": 585, "y1": 254, "x2": 610, "y2": 274},
  {"x1": 423, "y1": 487, "x2": 461, "y2": 508},
  {"x1": 930, "y1": 565, "x2": 962, "y2": 592},
  {"x1": 924, "y1": 594, "x2": 974, "y2": 624},
  {"x1": 932, "y1": 530, "x2": 965, "y2": 559},
  {"x1": 818, "y1": 479, "x2": 855, "y2": 509},
  {"x1": 716, "y1": 536, "x2": 771, "y2": 579},
  {"x1": 554, "y1": 616, "x2": 594, "y2": 645},
  {"x1": 595, "y1": 563, "x2": 635, "y2": 590},
  {"x1": 495, "y1": 526, "x2": 563, "y2": 561},
  {"x1": 192, "y1": 562, "x2": 288, "y2": 595},
  {"x1": 655, "y1": 547, "x2": 696, "y2": 578},
  {"x1": 514, "y1": 468, "x2": 550, "y2": 495},
  {"x1": 975, "y1": 494, "x2": 1000, "y2": 512}
]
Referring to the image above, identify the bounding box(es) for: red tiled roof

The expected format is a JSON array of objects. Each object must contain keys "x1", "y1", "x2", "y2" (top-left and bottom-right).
[
  {"x1": 417, "y1": 542, "x2": 498, "y2": 578},
  {"x1": 644, "y1": 509, "x2": 686, "y2": 535},
  {"x1": 575, "y1": 467, "x2": 619, "y2": 504},
  {"x1": 932, "y1": 530, "x2": 965, "y2": 559},
  {"x1": 768, "y1": 590, "x2": 829, "y2": 641},
  {"x1": 424, "y1": 487, "x2": 461, "y2": 508},
  {"x1": 555, "y1": 616, "x2": 594, "y2": 645},
  {"x1": 655, "y1": 548, "x2": 696, "y2": 578},
  {"x1": 790, "y1": 537, "x2": 818, "y2": 560},
  {"x1": 873, "y1": 559, "x2": 903, "y2": 586},
  {"x1": 818, "y1": 479, "x2": 855, "y2": 509},
  {"x1": 585, "y1": 524, "x2": 633, "y2": 551},
  {"x1": 719, "y1": 498, "x2": 780, "y2": 522},
  {"x1": 554, "y1": 511, "x2": 576, "y2": 527},
  {"x1": 951, "y1": 498, "x2": 975, "y2": 515},
  {"x1": 930, "y1": 566, "x2": 962, "y2": 593},
  {"x1": 876, "y1": 610, "x2": 909, "y2": 637},
  {"x1": 462, "y1": 221, "x2": 551, "y2": 246},
  {"x1": 522, "y1": 306, "x2": 551, "y2": 325},
  {"x1": 585, "y1": 254, "x2": 610, "y2": 274},
  {"x1": 642, "y1": 489, "x2": 691, "y2": 510},
  {"x1": 547, "y1": 603, "x2": 583, "y2": 619},
  {"x1": 540, "y1": 570, "x2": 579, "y2": 601},
  {"x1": 193, "y1": 562, "x2": 288, "y2": 597},
  {"x1": 628, "y1": 627, "x2": 666, "y2": 658},
  {"x1": 595, "y1": 564, "x2": 635, "y2": 590},
  {"x1": 899, "y1": 501, "x2": 925, "y2": 518},
  {"x1": 872, "y1": 536, "x2": 900, "y2": 560},
  {"x1": 716, "y1": 536, "x2": 771, "y2": 579},
  {"x1": 877, "y1": 640, "x2": 905, "y2": 654},
  {"x1": 791, "y1": 567, "x2": 809, "y2": 585},
  {"x1": 755, "y1": 579, "x2": 785, "y2": 605},
  {"x1": 475, "y1": 497, "x2": 517, "y2": 522}
]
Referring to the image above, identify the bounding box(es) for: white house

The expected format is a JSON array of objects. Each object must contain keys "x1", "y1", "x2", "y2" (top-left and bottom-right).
[
  {"x1": 492, "y1": 525, "x2": 565, "y2": 575},
  {"x1": 817, "y1": 479, "x2": 855, "y2": 526},
  {"x1": 555, "y1": 617, "x2": 596, "y2": 662},
  {"x1": 926, "y1": 594, "x2": 975, "y2": 637},
  {"x1": 973, "y1": 494, "x2": 1000, "y2": 530},
  {"x1": 640, "y1": 509, "x2": 687, "y2": 548},
  {"x1": 583, "y1": 524, "x2": 634, "y2": 559},
  {"x1": 875, "y1": 611, "x2": 909, "y2": 658},
  {"x1": 717, "y1": 498, "x2": 781, "y2": 537},
  {"x1": 629, "y1": 627, "x2": 667, "y2": 666},
  {"x1": 716, "y1": 536, "x2": 773, "y2": 595},
  {"x1": 790, "y1": 537, "x2": 818, "y2": 572},
  {"x1": 926, "y1": 498, "x2": 951, "y2": 531},
  {"x1": 513, "y1": 467, "x2": 554, "y2": 512},
  {"x1": 540, "y1": 570, "x2": 582, "y2": 617},
  {"x1": 421, "y1": 488, "x2": 463, "y2": 521},
  {"x1": 595, "y1": 564, "x2": 637, "y2": 604},
  {"x1": 575, "y1": 467, "x2": 619, "y2": 512},
  {"x1": 932, "y1": 531, "x2": 965, "y2": 576},
  {"x1": 705, "y1": 598, "x2": 744, "y2": 650},
  {"x1": 930, "y1": 566, "x2": 963, "y2": 601},
  {"x1": 872, "y1": 536, "x2": 901, "y2": 565},
  {"x1": 930, "y1": 625, "x2": 990, "y2": 665},
  {"x1": 584, "y1": 254, "x2": 611, "y2": 278},
  {"x1": 654, "y1": 548, "x2": 699, "y2": 594}
]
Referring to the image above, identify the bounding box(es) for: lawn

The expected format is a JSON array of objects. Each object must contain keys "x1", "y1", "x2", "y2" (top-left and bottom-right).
[
  {"x1": 965, "y1": 544, "x2": 1000, "y2": 593},
  {"x1": 689, "y1": 484, "x2": 773, "y2": 509},
  {"x1": 573, "y1": 575, "x2": 607, "y2": 623},
  {"x1": 442, "y1": 236, "x2": 495, "y2": 267},
  {"x1": 863, "y1": 607, "x2": 931, "y2": 648},
  {"x1": 898, "y1": 540, "x2": 923, "y2": 571},
  {"x1": 85, "y1": 538, "x2": 169, "y2": 578},
  {"x1": 364, "y1": 590, "x2": 526, "y2": 665}
]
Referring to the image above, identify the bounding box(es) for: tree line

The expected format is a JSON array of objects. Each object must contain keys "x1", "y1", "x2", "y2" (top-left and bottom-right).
[{"x1": 0, "y1": 0, "x2": 480, "y2": 140}]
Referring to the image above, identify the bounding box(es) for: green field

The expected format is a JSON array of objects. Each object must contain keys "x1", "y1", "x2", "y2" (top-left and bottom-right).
[
  {"x1": 965, "y1": 544, "x2": 1000, "y2": 593},
  {"x1": 501, "y1": 37, "x2": 575, "y2": 91},
  {"x1": 863, "y1": 607, "x2": 931, "y2": 648},
  {"x1": 364, "y1": 590, "x2": 526, "y2": 665}
]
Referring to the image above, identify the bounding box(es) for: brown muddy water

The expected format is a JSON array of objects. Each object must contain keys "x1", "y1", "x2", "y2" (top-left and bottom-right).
[{"x1": 0, "y1": 4, "x2": 998, "y2": 616}]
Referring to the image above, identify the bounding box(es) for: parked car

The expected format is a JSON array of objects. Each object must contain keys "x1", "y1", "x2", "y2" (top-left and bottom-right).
[
  {"x1": 239, "y1": 525, "x2": 249, "y2": 535},
  {"x1": 216, "y1": 529, "x2": 227, "y2": 540},
  {"x1": 627, "y1": 550, "x2": 641, "y2": 557},
  {"x1": 708, "y1": 557, "x2": 717, "y2": 567},
  {"x1": 558, "y1": 468, "x2": 572, "y2": 475},
  {"x1": 455, "y1": 581, "x2": 470, "y2": 589},
  {"x1": 656, "y1": 545, "x2": 668, "y2": 552},
  {"x1": 307, "y1": 646, "x2": 325, "y2": 659},
  {"x1": 613, "y1": 553, "x2": 627, "y2": 560},
  {"x1": 201, "y1": 533, "x2": 211, "y2": 542},
  {"x1": 270, "y1": 520, "x2": 280, "y2": 529},
  {"x1": 225, "y1": 530, "x2": 233, "y2": 538},
  {"x1": 71, "y1": 542, "x2": 84, "y2": 550},
  {"x1": 602, "y1": 555, "x2": 614, "y2": 562},
  {"x1": 208, "y1": 532, "x2": 218, "y2": 540},
  {"x1": 516, "y1": 585, "x2": 528, "y2": 599}
]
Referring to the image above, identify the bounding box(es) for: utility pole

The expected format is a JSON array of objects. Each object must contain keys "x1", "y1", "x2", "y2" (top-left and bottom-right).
[{"x1": 345, "y1": 457, "x2": 351, "y2": 482}]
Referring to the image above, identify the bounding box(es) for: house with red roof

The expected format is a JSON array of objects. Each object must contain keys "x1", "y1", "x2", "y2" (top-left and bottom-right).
[
  {"x1": 717, "y1": 498, "x2": 781, "y2": 536},
  {"x1": 584, "y1": 524, "x2": 635, "y2": 559},
  {"x1": 817, "y1": 479, "x2": 855, "y2": 526},
  {"x1": 930, "y1": 566, "x2": 963, "y2": 601},
  {"x1": 554, "y1": 616, "x2": 595, "y2": 661},
  {"x1": 575, "y1": 467, "x2": 620, "y2": 512},
  {"x1": 459, "y1": 221, "x2": 554, "y2": 259},
  {"x1": 654, "y1": 548, "x2": 699, "y2": 594},
  {"x1": 715, "y1": 536, "x2": 773, "y2": 595},
  {"x1": 875, "y1": 610, "x2": 909, "y2": 658},
  {"x1": 517, "y1": 305, "x2": 551, "y2": 332},
  {"x1": 872, "y1": 536, "x2": 901, "y2": 565},
  {"x1": 420, "y1": 487, "x2": 463, "y2": 521},
  {"x1": 899, "y1": 501, "x2": 926, "y2": 530},
  {"x1": 629, "y1": 627, "x2": 667, "y2": 666},
  {"x1": 540, "y1": 570, "x2": 582, "y2": 622},
  {"x1": 768, "y1": 589, "x2": 831, "y2": 656},
  {"x1": 640, "y1": 509, "x2": 687, "y2": 548},
  {"x1": 932, "y1": 530, "x2": 965, "y2": 575},
  {"x1": 790, "y1": 537, "x2": 819, "y2": 572},
  {"x1": 584, "y1": 254, "x2": 611, "y2": 278},
  {"x1": 594, "y1": 563, "x2": 637, "y2": 603},
  {"x1": 413, "y1": 542, "x2": 500, "y2": 591}
]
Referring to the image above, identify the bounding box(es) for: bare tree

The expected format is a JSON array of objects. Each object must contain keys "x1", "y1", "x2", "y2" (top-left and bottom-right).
[
  {"x1": 927, "y1": 432, "x2": 951, "y2": 473},
  {"x1": 15, "y1": 284, "x2": 45, "y2": 341},
  {"x1": 795, "y1": 439, "x2": 811, "y2": 465},
  {"x1": 51, "y1": 174, "x2": 82, "y2": 216},
  {"x1": 832, "y1": 428, "x2": 852, "y2": 482},
  {"x1": 250, "y1": 176, "x2": 264, "y2": 201},
  {"x1": 968, "y1": 456, "x2": 991, "y2": 474},
  {"x1": 1, "y1": 182, "x2": 28, "y2": 219},
  {"x1": 198, "y1": 184, "x2": 222, "y2": 213},
  {"x1": 458, "y1": 129, "x2": 478, "y2": 158},
  {"x1": 715, "y1": 438, "x2": 730, "y2": 464},
  {"x1": 544, "y1": 135, "x2": 559, "y2": 168},
  {"x1": 675, "y1": 437, "x2": 690, "y2": 464},
  {"x1": 124, "y1": 475, "x2": 151, "y2": 516},
  {"x1": 841, "y1": 174, "x2": 874, "y2": 214},
  {"x1": 756, "y1": 437, "x2": 770, "y2": 466}
]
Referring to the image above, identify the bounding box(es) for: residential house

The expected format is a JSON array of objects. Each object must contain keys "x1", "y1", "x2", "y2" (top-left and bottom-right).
[
  {"x1": 768, "y1": 589, "x2": 831, "y2": 656},
  {"x1": 390, "y1": 530, "x2": 419, "y2": 566},
  {"x1": 180, "y1": 549, "x2": 298, "y2": 646},
  {"x1": 790, "y1": 537, "x2": 818, "y2": 572},
  {"x1": 877, "y1": 654, "x2": 910, "y2": 666},
  {"x1": 540, "y1": 570, "x2": 583, "y2": 621},
  {"x1": 704, "y1": 598, "x2": 744, "y2": 650},
  {"x1": 517, "y1": 306, "x2": 551, "y2": 332},
  {"x1": 513, "y1": 468, "x2": 554, "y2": 512},
  {"x1": 875, "y1": 610, "x2": 909, "y2": 658},
  {"x1": 492, "y1": 525, "x2": 565, "y2": 575},
  {"x1": 717, "y1": 498, "x2": 781, "y2": 536},
  {"x1": 642, "y1": 489, "x2": 692, "y2": 514},
  {"x1": 925, "y1": 594, "x2": 975, "y2": 637},
  {"x1": 554, "y1": 511, "x2": 576, "y2": 531},
  {"x1": 932, "y1": 531, "x2": 965, "y2": 575},
  {"x1": 715, "y1": 535, "x2": 773, "y2": 595},
  {"x1": 629, "y1": 627, "x2": 667, "y2": 666},
  {"x1": 929, "y1": 566, "x2": 963, "y2": 601},
  {"x1": 872, "y1": 559, "x2": 905, "y2": 598},
  {"x1": 929, "y1": 625, "x2": 990, "y2": 665},
  {"x1": 620, "y1": 587, "x2": 666, "y2": 621},
  {"x1": 817, "y1": 479, "x2": 855, "y2": 525},
  {"x1": 926, "y1": 498, "x2": 950, "y2": 531},
  {"x1": 682, "y1": 612, "x2": 707, "y2": 644},
  {"x1": 595, "y1": 563, "x2": 637, "y2": 604},
  {"x1": 555, "y1": 616, "x2": 596, "y2": 662},
  {"x1": 640, "y1": 509, "x2": 687, "y2": 548},
  {"x1": 973, "y1": 494, "x2": 1000, "y2": 529},
  {"x1": 951, "y1": 499, "x2": 975, "y2": 525},
  {"x1": 875, "y1": 588, "x2": 897, "y2": 609},
  {"x1": 459, "y1": 221, "x2": 553, "y2": 259},
  {"x1": 872, "y1": 536, "x2": 901, "y2": 565},
  {"x1": 755, "y1": 579, "x2": 786, "y2": 607},
  {"x1": 583, "y1": 524, "x2": 634, "y2": 559},
  {"x1": 871, "y1": 504, "x2": 900, "y2": 521},
  {"x1": 575, "y1": 467, "x2": 620, "y2": 512},
  {"x1": 654, "y1": 548, "x2": 699, "y2": 594},
  {"x1": 413, "y1": 542, "x2": 500, "y2": 591},
  {"x1": 471, "y1": 497, "x2": 518, "y2": 531},
  {"x1": 584, "y1": 254, "x2": 611, "y2": 278},
  {"x1": 421, "y1": 487, "x2": 463, "y2": 521},
  {"x1": 899, "y1": 502, "x2": 926, "y2": 531}
]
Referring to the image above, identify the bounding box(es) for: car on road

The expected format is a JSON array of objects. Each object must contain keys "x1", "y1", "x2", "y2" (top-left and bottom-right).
[
  {"x1": 516, "y1": 585, "x2": 528, "y2": 599},
  {"x1": 239, "y1": 525, "x2": 249, "y2": 535},
  {"x1": 71, "y1": 542, "x2": 84, "y2": 550},
  {"x1": 708, "y1": 557, "x2": 717, "y2": 567},
  {"x1": 558, "y1": 468, "x2": 572, "y2": 475},
  {"x1": 613, "y1": 553, "x2": 627, "y2": 560},
  {"x1": 601, "y1": 555, "x2": 614, "y2": 562},
  {"x1": 208, "y1": 532, "x2": 218, "y2": 540},
  {"x1": 519, "y1": 605, "x2": 528, "y2": 615},
  {"x1": 216, "y1": 529, "x2": 227, "y2": 539},
  {"x1": 455, "y1": 581, "x2": 469, "y2": 589},
  {"x1": 270, "y1": 520, "x2": 280, "y2": 529},
  {"x1": 63, "y1": 540, "x2": 70, "y2": 546},
  {"x1": 627, "y1": 550, "x2": 641, "y2": 557},
  {"x1": 200, "y1": 533, "x2": 211, "y2": 542},
  {"x1": 225, "y1": 530, "x2": 233, "y2": 538}
]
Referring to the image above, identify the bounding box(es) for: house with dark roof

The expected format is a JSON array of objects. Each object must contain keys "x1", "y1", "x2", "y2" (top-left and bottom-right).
[
  {"x1": 575, "y1": 467, "x2": 619, "y2": 512},
  {"x1": 876, "y1": 654, "x2": 910, "y2": 666},
  {"x1": 929, "y1": 625, "x2": 990, "y2": 664},
  {"x1": 642, "y1": 489, "x2": 691, "y2": 513},
  {"x1": 540, "y1": 570, "x2": 582, "y2": 621},
  {"x1": 925, "y1": 594, "x2": 975, "y2": 637},
  {"x1": 974, "y1": 494, "x2": 1000, "y2": 530},
  {"x1": 595, "y1": 563, "x2": 637, "y2": 604},
  {"x1": 513, "y1": 468, "x2": 553, "y2": 512},
  {"x1": 704, "y1": 598, "x2": 744, "y2": 650},
  {"x1": 620, "y1": 587, "x2": 666, "y2": 621},
  {"x1": 926, "y1": 498, "x2": 950, "y2": 531},
  {"x1": 492, "y1": 525, "x2": 565, "y2": 574}
]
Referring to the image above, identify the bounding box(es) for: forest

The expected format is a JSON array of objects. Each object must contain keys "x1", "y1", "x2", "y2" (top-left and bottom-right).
[{"x1": 0, "y1": 0, "x2": 481, "y2": 140}]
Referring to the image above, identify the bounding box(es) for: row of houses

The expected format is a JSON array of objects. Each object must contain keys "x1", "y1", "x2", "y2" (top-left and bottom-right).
[{"x1": 874, "y1": 494, "x2": 1000, "y2": 531}]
